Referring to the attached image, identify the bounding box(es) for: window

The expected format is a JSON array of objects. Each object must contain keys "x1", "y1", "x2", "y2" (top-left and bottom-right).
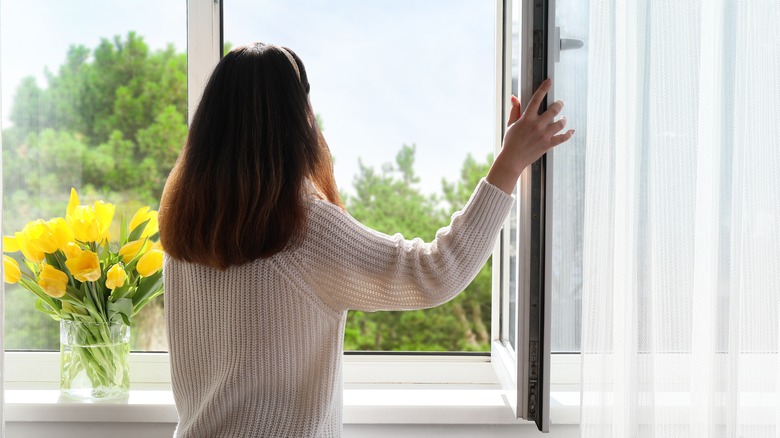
[
  {"x1": 3, "y1": 0, "x2": 773, "y2": 436},
  {"x1": 3, "y1": 0, "x2": 566, "y2": 430},
  {"x1": 224, "y1": 0, "x2": 498, "y2": 352},
  {"x1": 1, "y1": 0, "x2": 186, "y2": 351}
]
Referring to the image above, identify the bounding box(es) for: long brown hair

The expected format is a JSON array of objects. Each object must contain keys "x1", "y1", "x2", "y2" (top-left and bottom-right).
[{"x1": 159, "y1": 43, "x2": 342, "y2": 270}]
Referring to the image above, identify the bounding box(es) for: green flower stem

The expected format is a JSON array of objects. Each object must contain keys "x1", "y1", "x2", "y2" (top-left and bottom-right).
[
  {"x1": 53, "y1": 251, "x2": 78, "y2": 290},
  {"x1": 79, "y1": 287, "x2": 105, "y2": 323},
  {"x1": 61, "y1": 321, "x2": 130, "y2": 399},
  {"x1": 88, "y1": 282, "x2": 105, "y2": 320}
]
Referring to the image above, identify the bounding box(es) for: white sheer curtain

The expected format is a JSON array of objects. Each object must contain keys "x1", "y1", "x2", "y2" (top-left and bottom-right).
[{"x1": 580, "y1": 0, "x2": 780, "y2": 437}]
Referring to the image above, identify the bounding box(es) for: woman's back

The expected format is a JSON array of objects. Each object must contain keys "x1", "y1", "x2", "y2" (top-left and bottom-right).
[
  {"x1": 165, "y1": 182, "x2": 514, "y2": 437},
  {"x1": 165, "y1": 228, "x2": 346, "y2": 437}
]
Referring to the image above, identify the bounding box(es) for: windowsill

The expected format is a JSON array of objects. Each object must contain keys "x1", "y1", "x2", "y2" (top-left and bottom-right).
[
  {"x1": 4, "y1": 352, "x2": 581, "y2": 425},
  {"x1": 5, "y1": 389, "x2": 176, "y2": 423},
  {"x1": 343, "y1": 386, "x2": 580, "y2": 425},
  {"x1": 5, "y1": 387, "x2": 580, "y2": 425}
]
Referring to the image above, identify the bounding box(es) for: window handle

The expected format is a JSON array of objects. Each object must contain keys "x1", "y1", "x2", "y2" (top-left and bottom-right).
[
  {"x1": 553, "y1": 27, "x2": 585, "y2": 62},
  {"x1": 560, "y1": 38, "x2": 585, "y2": 51}
]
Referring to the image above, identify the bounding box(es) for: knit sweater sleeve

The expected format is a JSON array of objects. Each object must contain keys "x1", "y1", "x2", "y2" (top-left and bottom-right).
[{"x1": 297, "y1": 178, "x2": 514, "y2": 312}]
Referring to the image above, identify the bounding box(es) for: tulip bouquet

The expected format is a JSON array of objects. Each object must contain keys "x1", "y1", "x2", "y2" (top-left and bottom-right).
[{"x1": 3, "y1": 188, "x2": 164, "y2": 399}]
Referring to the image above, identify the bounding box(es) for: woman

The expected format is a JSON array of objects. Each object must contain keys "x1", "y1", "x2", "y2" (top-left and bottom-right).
[{"x1": 159, "y1": 42, "x2": 572, "y2": 437}]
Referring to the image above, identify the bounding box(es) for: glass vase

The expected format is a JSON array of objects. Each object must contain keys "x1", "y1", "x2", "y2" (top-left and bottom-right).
[{"x1": 60, "y1": 320, "x2": 131, "y2": 400}]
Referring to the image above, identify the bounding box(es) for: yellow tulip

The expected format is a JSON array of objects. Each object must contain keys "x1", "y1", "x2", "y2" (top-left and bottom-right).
[
  {"x1": 130, "y1": 206, "x2": 159, "y2": 238},
  {"x1": 3, "y1": 255, "x2": 21, "y2": 284},
  {"x1": 3, "y1": 235, "x2": 19, "y2": 253},
  {"x1": 47, "y1": 217, "x2": 74, "y2": 251},
  {"x1": 15, "y1": 230, "x2": 44, "y2": 263},
  {"x1": 66, "y1": 188, "x2": 80, "y2": 218},
  {"x1": 24, "y1": 220, "x2": 59, "y2": 254},
  {"x1": 105, "y1": 263, "x2": 127, "y2": 290},
  {"x1": 67, "y1": 205, "x2": 101, "y2": 242},
  {"x1": 38, "y1": 264, "x2": 68, "y2": 298},
  {"x1": 63, "y1": 242, "x2": 83, "y2": 260},
  {"x1": 93, "y1": 201, "x2": 115, "y2": 241},
  {"x1": 65, "y1": 188, "x2": 115, "y2": 243},
  {"x1": 137, "y1": 249, "x2": 163, "y2": 277},
  {"x1": 65, "y1": 250, "x2": 101, "y2": 282},
  {"x1": 118, "y1": 239, "x2": 149, "y2": 263}
]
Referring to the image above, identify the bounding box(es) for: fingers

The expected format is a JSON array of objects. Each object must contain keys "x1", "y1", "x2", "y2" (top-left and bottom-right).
[
  {"x1": 541, "y1": 100, "x2": 564, "y2": 124},
  {"x1": 550, "y1": 129, "x2": 575, "y2": 147},
  {"x1": 507, "y1": 95, "x2": 522, "y2": 126},
  {"x1": 525, "y1": 79, "x2": 552, "y2": 117},
  {"x1": 546, "y1": 116, "x2": 567, "y2": 136}
]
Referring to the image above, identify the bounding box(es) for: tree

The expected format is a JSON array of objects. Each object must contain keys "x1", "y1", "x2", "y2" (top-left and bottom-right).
[
  {"x1": 4, "y1": 32, "x2": 186, "y2": 214},
  {"x1": 3, "y1": 32, "x2": 187, "y2": 350},
  {"x1": 344, "y1": 145, "x2": 494, "y2": 351}
]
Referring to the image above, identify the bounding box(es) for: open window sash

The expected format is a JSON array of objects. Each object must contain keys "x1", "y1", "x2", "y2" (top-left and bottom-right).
[{"x1": 491, "y1": 0, "x2": 555, "y2": 432}]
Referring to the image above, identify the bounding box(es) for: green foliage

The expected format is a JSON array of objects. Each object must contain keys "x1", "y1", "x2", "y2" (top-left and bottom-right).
[
  {"x1": 343, "y1": 146, "x2": 495, "y2": 352},
  {"x1": 442, "y1": 153, "x2": 493, "y2": 211},
  {"x1": 349, "y1": 145, "x2": 446, "y2": 237},
  {"x1": 3, "y1": 31, "x2": 187, "y2": 223}
]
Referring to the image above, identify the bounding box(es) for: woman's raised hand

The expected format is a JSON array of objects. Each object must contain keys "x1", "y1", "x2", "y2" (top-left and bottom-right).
[{"x1": 486, "y1": 79, "x2": 574, "y2": 194}]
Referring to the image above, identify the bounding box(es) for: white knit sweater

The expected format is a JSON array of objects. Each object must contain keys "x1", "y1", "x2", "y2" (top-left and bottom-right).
[{"x1": 164, "y1": 179, "x2": 514, "y2": 437}]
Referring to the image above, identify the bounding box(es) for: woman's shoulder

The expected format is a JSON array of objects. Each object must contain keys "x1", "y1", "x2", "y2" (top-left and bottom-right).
[{"x1": 304, "y1": 195, "x2": 350, "y2": 230}]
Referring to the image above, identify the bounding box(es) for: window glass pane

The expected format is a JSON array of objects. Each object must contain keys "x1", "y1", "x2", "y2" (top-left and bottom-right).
[
  {"x1": 508, "y1": 191, "x2": 519, "y2": 350},
  {"x1": 1, "y1": 0, "x2": 186, "y2": 351},
  {"x1": 504, "y1": 0, "x2": 521, "y2": 352},
  {"x1": 225, "y1": 0, "x2": 496, "y2": 352},
  {"x1": 550, "y1": 0, "x2": 588, "y2": 352}
]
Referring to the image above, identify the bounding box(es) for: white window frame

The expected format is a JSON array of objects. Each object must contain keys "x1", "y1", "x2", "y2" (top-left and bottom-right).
[{"x1": 2, "y1": 0, "x2": 581, "y2": 428}]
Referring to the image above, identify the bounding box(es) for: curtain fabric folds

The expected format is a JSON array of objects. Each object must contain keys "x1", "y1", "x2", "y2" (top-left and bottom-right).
[{"x1": 580, "y1": 0, "x2": 780, "y2": 437}]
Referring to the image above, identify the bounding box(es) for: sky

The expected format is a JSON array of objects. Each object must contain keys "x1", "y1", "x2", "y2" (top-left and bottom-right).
[{"x1": 1, "y1": 0, "x2": 496, "y2": 196}]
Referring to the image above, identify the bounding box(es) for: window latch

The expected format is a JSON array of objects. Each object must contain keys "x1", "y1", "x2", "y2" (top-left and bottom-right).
[{"x1": 553, "y1": 27, "x2": 585, "y2": 62}]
